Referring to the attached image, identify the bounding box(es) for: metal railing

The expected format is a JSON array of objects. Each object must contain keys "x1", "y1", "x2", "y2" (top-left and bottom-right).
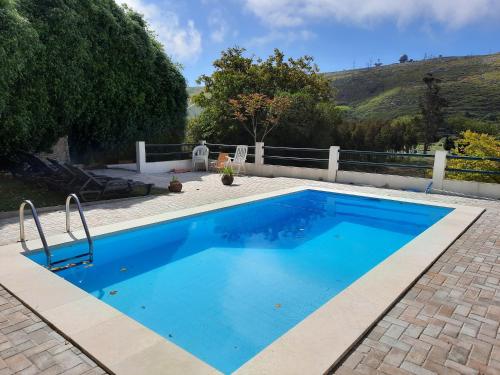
[
  {"x1": 137, "y1": 140, "x2": 499, "y2": 186},
  {"x1": 445, "y1": 154, "x2": 500, "y2": 177},
  {"x1": 18, "y1": 195, "x2": 94, "y2": 271},
  {"x1": 19, "y1": 200, "x2": 52, "y2": 265},
  {"x1": 206, "y1": 143, "x2": 256, "y2": 161},
  {"x1": 145, "y1": 143, "x2": 196, "y2": 161},
  {"x1": 65, "y1": 194, "x2": 94, "y2": 264},
  {"x1": 263, "y1": 145, "x2": 330, "y2": 167},
  {"x1": 340, "y1": 150, "x2": 435, "y2": 158},
  {"x1": 339, "y1": 150, "x2": 434, "y2": 171}
]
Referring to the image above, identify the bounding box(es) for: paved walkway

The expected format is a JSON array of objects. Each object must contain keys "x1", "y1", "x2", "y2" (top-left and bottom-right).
[{"x1": 0, "y1": 170, "x2": 498, "y2": 374}]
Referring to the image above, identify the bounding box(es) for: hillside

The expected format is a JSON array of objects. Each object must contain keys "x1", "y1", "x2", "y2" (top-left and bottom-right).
[{"x1": 325, "y1": 53, "x2": 500, "y2": 121}]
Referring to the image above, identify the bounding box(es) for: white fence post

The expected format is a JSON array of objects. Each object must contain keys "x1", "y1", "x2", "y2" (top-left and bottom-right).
[
  {"x1": 328, "y1": 146, "x2": 340, "y2": 182},
  {"x1": 136, "y1": 141, "x2": 146, "y2": 173},
  {"x1": 199, "y1": 140, "x2": 206, "y2": 145},
  {"x1": 255, "y1": 142, "x2": 264, "y2": 166},
  {"x1": 432, "y1": 150, "x2": 447, "y2": 190}
]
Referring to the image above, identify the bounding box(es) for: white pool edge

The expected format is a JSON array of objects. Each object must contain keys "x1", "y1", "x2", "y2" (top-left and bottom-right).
[{"x1": 0, "y1": 186, "x2": 484, "y2": 375}]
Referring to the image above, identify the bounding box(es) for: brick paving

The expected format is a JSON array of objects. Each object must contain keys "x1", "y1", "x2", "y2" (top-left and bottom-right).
[
  {"x1": 332, "y1": 203, "x2": 500, "y2": 375},
  {"x1": 0, "y1": 285, "x2": 106, "y2": 375},
  {"x1": 0, "y1": 171, "x2": 498, "y2": 374}
]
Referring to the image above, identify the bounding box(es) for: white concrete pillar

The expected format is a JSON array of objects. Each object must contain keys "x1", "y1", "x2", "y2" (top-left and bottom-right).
[
  {"x1": 432, "y1": 150, "x2": 447, "y2": 190},
  {"x1": 328, "y1": 146, "x2": 340, "y2": 182},
  {"x1": 255, "y1": 142, "x2": 264, "y2": 166},
  {"x1": 136, "y1": 141, "x2": 146, "y2": 173}
]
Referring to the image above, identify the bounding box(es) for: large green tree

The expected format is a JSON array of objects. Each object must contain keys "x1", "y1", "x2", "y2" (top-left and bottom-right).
[
  {"x1": 188, "y1": 47, "x2": 340, "y2": 146},
  {"x1": 0, "y1": 0, "x2": 187, "y2": 161}
]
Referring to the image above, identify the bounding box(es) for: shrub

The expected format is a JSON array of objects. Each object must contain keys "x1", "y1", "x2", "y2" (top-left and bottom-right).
[{"x1": 447, "y1": 131, "x2": 500, "y2": 183}]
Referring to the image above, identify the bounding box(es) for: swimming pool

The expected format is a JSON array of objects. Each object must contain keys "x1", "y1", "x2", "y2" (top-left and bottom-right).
[{"x1": 27, "y1": 189, "x2": 453, "y2": 373}]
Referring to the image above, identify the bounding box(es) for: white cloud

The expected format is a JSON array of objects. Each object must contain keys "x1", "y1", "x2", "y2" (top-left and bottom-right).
[
  {"x1": 243, "y1": 0, "x2": 500, "y2": 29},
  {"x1": 119, "y1": 0, "x2": 202, "y2": 62},
  {"x1": 208, "y1": 10, "x2": 229, "y2": 43},
  {"x1": 249, "y1": 29, "x2": 316, "y2": 46}
]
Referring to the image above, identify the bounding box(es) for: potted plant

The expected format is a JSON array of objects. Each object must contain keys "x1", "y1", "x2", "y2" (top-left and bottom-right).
[
  {"x1": 221, "y1": 166, "x2": 234, "y2": 186},
  {"x1": 168, "y1": 176, "x2": 182, "y2": 192}
]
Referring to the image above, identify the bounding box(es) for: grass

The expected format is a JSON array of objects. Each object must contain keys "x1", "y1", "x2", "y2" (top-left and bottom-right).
[{"x1": 0, "y1": 174, "x2": 167, "y2": 212}]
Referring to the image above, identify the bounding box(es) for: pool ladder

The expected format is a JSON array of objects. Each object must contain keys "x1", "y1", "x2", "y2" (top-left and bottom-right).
[{"x1": 19, "y1": 194, "x2": 94, "y2": 271}]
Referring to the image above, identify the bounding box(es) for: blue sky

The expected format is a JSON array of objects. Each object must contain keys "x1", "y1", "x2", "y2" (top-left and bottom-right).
[{"x1": 120, "y1": 0, "x2": 500, "y2": 86}]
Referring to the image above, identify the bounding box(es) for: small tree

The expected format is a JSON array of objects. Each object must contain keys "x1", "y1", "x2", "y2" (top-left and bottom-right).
[
  {"x1": 399, "y1": 54, "x2": 409, "y2": 63},
  {"x1": 228, "y1": 93, "x2": 291, "y2": 143},
  {"x1": 419, "y1": 73, "x2": 448, "y2": 152},
  {"x1": 191, "y1": 48, "x2": 334, "y2": 145}
]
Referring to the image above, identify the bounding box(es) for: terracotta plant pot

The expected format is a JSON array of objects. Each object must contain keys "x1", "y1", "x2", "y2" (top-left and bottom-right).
[
  {"x1": 221, "y1": 174, "x2": 234, "y2": 186},
  {"x1": 168, "y1": 180, "x2": 182, "y2": 192}
]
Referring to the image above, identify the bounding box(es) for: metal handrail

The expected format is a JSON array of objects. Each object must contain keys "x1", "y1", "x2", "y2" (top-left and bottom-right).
[
  {"x1": 340, "y1": 150, "x2": 435, "y2": 158},
  {"x1": 339, "y1": 160, "x2": 433, "y2": 169},
  {"x1": 65, "y1": 194, "x2": 94, "y2": 263},
  {"x1": 264, "y1": 155, "x2": 329, "y2": 162},
  {"x1": 147, "y1": 151, "x2": 192, "y2": 157},
  {"x1": 145, "y1": 143, "x2": 197, "y2": 148},
  {"x1": 264, "y1": 146, "x2": 330, "y2": 152},
  {"x1": 205, "y1": 143, "x2": 255, "y2": 149},
  {"x1": 19, "y1": 200, "x2": 52, "y2": 266},
  {"x1": 445, "y1": 167, "x2": 500, "y2": 175},
  {"x1": 447, "y1": 154, "x2": 500, "y2": 162}
]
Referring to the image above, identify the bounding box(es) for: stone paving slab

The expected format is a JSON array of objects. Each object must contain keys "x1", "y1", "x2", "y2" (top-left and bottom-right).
[{"x1": 1, "y1": 171, "x2": 499, "y2": 374}]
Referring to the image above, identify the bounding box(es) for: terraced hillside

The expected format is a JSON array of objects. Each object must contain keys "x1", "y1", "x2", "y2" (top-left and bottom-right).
[{"x1": 325, "y1": 53, "x2": 500, "y2": 121}]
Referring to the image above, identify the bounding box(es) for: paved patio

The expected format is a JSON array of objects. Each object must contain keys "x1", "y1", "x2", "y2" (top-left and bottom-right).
[{"x1": 0, "y1": 170, "x2": 498, "y2": 374}]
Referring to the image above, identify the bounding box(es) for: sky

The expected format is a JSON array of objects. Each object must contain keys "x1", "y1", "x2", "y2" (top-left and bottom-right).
[{"x1": 118, "y1": 0, "x2": 500, "y2": 86}]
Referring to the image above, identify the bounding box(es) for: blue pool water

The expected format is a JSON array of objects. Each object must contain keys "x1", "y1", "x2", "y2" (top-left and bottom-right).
[{"x1": 27, "y1": 190, "x2": 452, "y2": 373}]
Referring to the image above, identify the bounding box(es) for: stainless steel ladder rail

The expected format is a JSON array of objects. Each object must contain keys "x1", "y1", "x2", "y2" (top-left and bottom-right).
[
  {"x1": 57, "y1": 193, "x2": 94, "y2": 266},
  {"x1": 18, "y1": 195, "x2": 94, "y2": 270},
  {"x1": 19, "y1": 200, "x2": 53, "y2": 266}
]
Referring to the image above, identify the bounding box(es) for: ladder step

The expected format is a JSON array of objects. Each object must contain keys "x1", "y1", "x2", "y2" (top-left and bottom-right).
[
  {"x1": 51, "y1": 259, "x2": 91, "y2": 272},
  {"x1": 50, "y1": 252, "x2": 92, "y2": 266}
]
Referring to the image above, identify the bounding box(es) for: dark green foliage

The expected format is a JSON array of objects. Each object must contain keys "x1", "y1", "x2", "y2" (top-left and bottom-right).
[
  {"x1": 443, "y1": 137, "x2": 455, "y2": 151},
  {"x1": 419, "y1": 73, "x2": 448, "y2": 152},
  {"x1": 0, "y1": 0, "x2": 187, "y2": 161},
  {"x1": 334, "y1": 117, "x2": 419, "y2": 152},
  {"x1": 269, "y1": 92, "x2": 341, "y2": 147},
  {"x1": 0, "y1": 0, "x2": 52, "y2": 156},
  {"x1": 447, "y1": 115, "x2": 499, "y2": 136}
]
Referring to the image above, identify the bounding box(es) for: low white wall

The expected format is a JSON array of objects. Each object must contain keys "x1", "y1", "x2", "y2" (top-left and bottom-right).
[
  {"x1": 245, "y1": 163, "x2": 329, "y2": 181},
  {"x1": 107, "y1": 163, "x2": 136, "y2": 171},
  {"x1": 140, "y1": 159, "x2": 191, "y2": 173},
  {"x1": 246, "y1": 162, "x2": 499, "y2": 199},
  {"x1": 443, "y1": 179, "x2": 500, "y2": 199},
  {"x1": 337, "y1": 170, "x2": 431, "y2": 192},
  {"x1": 108, "y1": 160, "x2": 191, "y2": 173}
]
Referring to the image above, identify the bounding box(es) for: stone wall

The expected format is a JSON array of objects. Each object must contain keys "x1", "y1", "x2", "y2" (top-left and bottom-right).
[{"x1": 37, "y1": 136, "x2": 71, "y2": 162}]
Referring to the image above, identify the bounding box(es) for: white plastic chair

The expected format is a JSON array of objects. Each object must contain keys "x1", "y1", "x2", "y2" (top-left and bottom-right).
[
  {"x1": 192, "y1": 145, "x2": 209, "y2": 171},
  {"x1": 227, "y1": 145, "x2": 248, "y2": 175}
]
